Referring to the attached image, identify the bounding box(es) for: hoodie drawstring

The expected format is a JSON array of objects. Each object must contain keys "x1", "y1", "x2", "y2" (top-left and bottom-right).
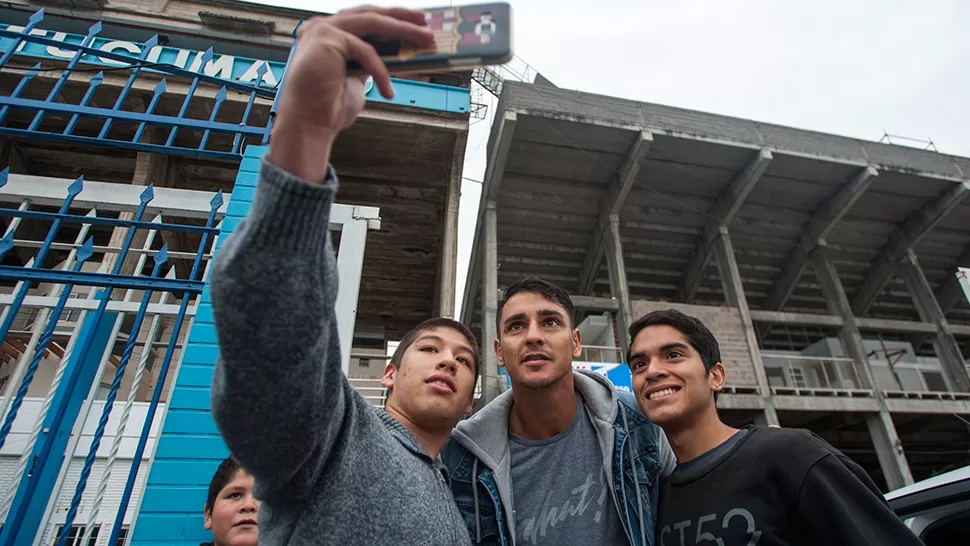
[
  {"x1": 621, "y1": 408, "x2": 648, "y2": 546},
  {"x1": 472, "y1": 457, "x2": 482, "y2": 542}
]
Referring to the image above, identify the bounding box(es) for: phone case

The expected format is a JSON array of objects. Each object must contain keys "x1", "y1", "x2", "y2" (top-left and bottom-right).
[{"x1": 351, "y1": 2, "x2": 512, "y2": 75}]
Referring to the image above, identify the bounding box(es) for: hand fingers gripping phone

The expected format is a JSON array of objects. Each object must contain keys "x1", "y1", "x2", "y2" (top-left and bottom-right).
[{"x1": 349, "y1": 2, "x2": 513, "y2": 75}]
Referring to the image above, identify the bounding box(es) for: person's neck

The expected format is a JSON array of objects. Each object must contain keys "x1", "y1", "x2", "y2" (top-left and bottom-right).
[
  {"x1": 384, "y1": 405, "x2": 453, "y2": 460},
  {"x1": 508, "y1": 373, "x2": 577, "y2": 440},
  {"x1": 665, "y1": 409, "x2": 739, "y2": 464}
]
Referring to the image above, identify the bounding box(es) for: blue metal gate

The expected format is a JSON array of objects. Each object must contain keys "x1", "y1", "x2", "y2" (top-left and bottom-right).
[{"x1": 0, "y1": 9, "x2": 277, "y2": 546}]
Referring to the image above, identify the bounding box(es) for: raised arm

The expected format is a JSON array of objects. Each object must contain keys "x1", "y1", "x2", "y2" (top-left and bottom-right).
[
  {"x1": 210, "y1": 159, "x2": 346, "y2": 494},
  {"x1": 208, "y1": 7, "x2": 436, "y2": 496}
]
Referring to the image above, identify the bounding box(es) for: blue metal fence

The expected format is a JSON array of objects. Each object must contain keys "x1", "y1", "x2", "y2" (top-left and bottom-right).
[
  {"x1": 0, "y1": 9, "x2": 277, "y2": 161},
  {"x1": 0, "y1": 166, "x2": 223, "y2": 545}
]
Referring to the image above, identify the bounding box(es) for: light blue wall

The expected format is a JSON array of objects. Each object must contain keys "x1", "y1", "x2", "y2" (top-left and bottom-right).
[{"x1": 130, "y1": 146, "x2": 265, "y2": 546}]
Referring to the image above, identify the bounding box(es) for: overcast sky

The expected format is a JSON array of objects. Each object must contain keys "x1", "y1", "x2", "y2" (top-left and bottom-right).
[{"x1": 243, "y1": 0, "x2": 970, "y2": 318}]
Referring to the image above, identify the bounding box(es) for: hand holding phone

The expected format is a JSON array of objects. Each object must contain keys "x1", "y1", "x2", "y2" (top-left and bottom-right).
[{"x1": 350, "y1": 2, "x2": 513, "y2": 75}]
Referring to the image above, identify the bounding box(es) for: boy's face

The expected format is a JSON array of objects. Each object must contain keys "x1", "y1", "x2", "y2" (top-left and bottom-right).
[
  {"x1": 204, "y1": 471, "x2": 260, "y2": 546},
  {"x1": 628, "y1": 324, "x2": 724, "y2": 428},
  {"x1": 495, "y1": 291, "x2": 581, "y2": 390},
  {"x1": 382, "y1": 326, "x2": 477, "y2": 426}
]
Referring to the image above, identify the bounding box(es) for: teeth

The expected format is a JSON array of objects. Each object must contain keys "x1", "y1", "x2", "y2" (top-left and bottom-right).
[
  {"x1": 648, "y1": 388, "x2": 677, "y2": 400},
  {"x1": 433, "y1": 380, "x2": 450, "y2": 389}
]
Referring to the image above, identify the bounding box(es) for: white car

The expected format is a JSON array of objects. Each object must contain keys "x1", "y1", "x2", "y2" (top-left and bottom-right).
[{"x1": 885, "y1": 465, "x2": 970, "y2": 544}]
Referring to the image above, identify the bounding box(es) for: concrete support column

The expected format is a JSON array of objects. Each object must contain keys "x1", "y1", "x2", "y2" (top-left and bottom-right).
[
  {"x1": 437, "y1": 131, "x2": 467, "y2": 318},
  {"x1": 712, "y1": 227, "x2": 778, "y2": 426},
  {"x1": 898, "y1": 251, "x2": 970, "y2": 392},
  {"x1": 604, "y1": 215, "x2": 633, "y2": 351},
  {"x1": 480, "y1": 200, "x2": 501, "y2": 406},
  {"x1": 809, "y1": 243, "x2": 913, "y2": 489}
]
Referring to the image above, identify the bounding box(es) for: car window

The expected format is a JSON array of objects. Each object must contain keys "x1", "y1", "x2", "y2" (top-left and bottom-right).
[{"x1": 921, "y1": 511, "x2": 970, "y2": 545}]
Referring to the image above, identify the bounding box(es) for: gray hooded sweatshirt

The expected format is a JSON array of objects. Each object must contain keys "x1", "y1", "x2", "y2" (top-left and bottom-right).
[
  {"x1": 209, "y1": 159, "x2": 471, "y2": 546},
  {"x1": 445, "y1": 370, "x2": 676, "y2": 545}
]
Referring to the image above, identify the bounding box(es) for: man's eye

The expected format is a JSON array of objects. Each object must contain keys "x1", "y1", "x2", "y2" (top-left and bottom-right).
[
  {"x1": 544, "y1": 319, "x2": 560, "y2": 327},
  {"x1": 668, "y1": 351, "x2": 682, "y2": 359},
  {"x1": 458, "y1": 357, "x2": 471, "y2": 367},
  {"x1": 421, "y1": 346, "x2": 437, "y2": 353}
]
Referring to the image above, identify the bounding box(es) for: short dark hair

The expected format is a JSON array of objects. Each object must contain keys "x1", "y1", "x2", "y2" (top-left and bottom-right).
[
  {"x1": 497, "y1": 277, "x2": 574, "y2": 333},
  {"x1": 205, "y1": 457, "x2": 246, "y2": 513},
  {"x1": 390, "y1": 317, "x2": 481, "y2": 382},
  {"x1": 627, "y1": 309, "x2": 722, "y2": 400}
]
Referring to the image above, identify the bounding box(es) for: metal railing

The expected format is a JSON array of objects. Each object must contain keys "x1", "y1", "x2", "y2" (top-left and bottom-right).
[
  {"x1": 0, "y1": 10, "x2": 279, "y2": 160},
  {"x1": 761, "y1": 352, "x2": 871, "y2": 397},
  {"x1": 0, "y1": 175, "x2": 223, "y2": 546},
  {"x1": 576, "y1": 345, "x2": 624, "y2": 365}
]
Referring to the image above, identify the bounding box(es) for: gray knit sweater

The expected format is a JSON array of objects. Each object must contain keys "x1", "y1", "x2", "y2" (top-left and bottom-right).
[{"x1": 209, "y1": 159, "x2": 471, "y2": 546}]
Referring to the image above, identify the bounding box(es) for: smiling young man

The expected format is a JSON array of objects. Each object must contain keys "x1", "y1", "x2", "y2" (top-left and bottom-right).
[
  {"x1": 442, "y1": 277, "x2": 675, "y2": 546},
  {"x1": 209, "y1": 6, "x2": 479, "y2": 545},
  {"x1": 627, "y1": 309, "x2": 923, "y2": 546}
]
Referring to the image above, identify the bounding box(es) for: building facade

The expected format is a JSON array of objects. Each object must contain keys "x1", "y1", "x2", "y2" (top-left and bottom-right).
[
  {"x1": 0, "y1": 1, "x2": 471, "y2": 545},
  {"x1": 465, "y1": 81, "x2": 970, "y2": 494}
]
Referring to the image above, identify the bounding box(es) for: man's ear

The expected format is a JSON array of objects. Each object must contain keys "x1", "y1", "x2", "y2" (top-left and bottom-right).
[
  {"x1": 203, "y1": 504, "x2": 213, "y2": 531},
  {"x1": 709, "y1": 362, "x2": 726, "y2": 394},
  {"x1": 494, "y1": 338, "x2": 505, "y2": 368},
  {"x1": 381, "y1": 362, "x2": 397, "y2": 389},
  {"x1": 572, "y1": 328, "x2": 583, "y2": 359}
]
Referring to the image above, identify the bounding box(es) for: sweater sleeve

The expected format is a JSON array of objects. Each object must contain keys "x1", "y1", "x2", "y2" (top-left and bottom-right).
[
  {"x1": 209, "y1": 158, "x2": 363, "y2": 497},
  {"x1": 797, "y1": 453, "x2": 924, "y2": 545}
]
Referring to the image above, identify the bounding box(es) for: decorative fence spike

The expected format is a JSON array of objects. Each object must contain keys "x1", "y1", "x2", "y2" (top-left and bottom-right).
[
  {"x1": 210, "y1": 189, "x2": 224, "y2": 209},
  {"x1": 77, "y1": 237, "x2": 95, "y2": 263},
  {"x1": 67, "y1": 176, "x2": 84, "y2": 197},
  {"x1": 139, "y1": 184, "x2": 155, "y2": 204},
  {"x1": 155, "y1": 244, "x2": 169, "y2": 265}
]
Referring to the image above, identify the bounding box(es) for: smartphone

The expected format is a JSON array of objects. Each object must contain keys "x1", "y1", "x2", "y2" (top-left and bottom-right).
[{"x1": 348, "y1": 2, "x2": 513, "y2": 75}]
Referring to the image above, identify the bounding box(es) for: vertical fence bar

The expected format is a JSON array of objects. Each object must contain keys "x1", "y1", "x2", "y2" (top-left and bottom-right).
[
  {"x1": 0, "y1": 176, "x2": 84, "y2": 346},
  {"x1": 264, "y1": 28, "x2": 300, "y2": 144},
  {"x1": 0, "y1": 63, "x2": 41, "y2": 125},
  {"x1": 232, "y1": 65, "x2": 267, "y2": 154},
  {"x1": 0, "y1": 239, "x2": 95, "y2": 450},
  {"x1": 57, "y1": 246, "x2": 170, "y2": 546},
  {"x1": 28, "y1": 21, "x2": 103, "y2": 131},
  {"x1": 63, "y1": 71, "x2": 103, "y2": 136},
  {"x1": 0, "y1": 210, "x2": 97, "y2": 522},
  {"x1": 0, "y1": 187, "x2": 154, "y2": 546},
  {"x1": 97, "y1": 36, "x2": 160, "y2": 139},
  {"x1": 59, "y1": 217, "x2": 161, "y2": 546},
  {"x1": 108, "y1": 192, "x2": 222, "y2": 546},
  {"x1": 198, "y1": 87, "x2": 227, "y2": 151},
  {"x1": 165, "y1": 48, "x2": 213, "y2": 147},
  {"x1": 0, "y1": 10, "x2": 45, "y2": 67},
  {"x1": 132, "y1": 79, "x2": 167, "y2": 144}
]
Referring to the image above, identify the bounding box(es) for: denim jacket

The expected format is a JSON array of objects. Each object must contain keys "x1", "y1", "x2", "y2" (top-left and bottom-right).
[{"x1": 441, "y1": 371, "x2": 676, "y2": 546}]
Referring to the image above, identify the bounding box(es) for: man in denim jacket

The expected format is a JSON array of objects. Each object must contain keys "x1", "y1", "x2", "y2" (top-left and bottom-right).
[{"x1": 442, "y1": 277, "x2": 676, "y2": 546}]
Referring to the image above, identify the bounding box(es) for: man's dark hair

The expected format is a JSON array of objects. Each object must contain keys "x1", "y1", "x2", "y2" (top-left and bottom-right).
[
  {"x1": 205, "y1": 457, "x2": 245, "y2": 513},
  {"x1": 497, "y1": 277, "x2": 575, "y2": 333},
  {"x1": 390, "y1": 317, "x2": 481, "y2": 382},
  {"x1": 627, "y1": 309, "x2": 722, "y2": 401}
]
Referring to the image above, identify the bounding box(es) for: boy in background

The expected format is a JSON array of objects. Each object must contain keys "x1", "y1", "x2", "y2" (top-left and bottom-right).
[{"x1": 201, "y1": 458, "x2": 259, "y2": 546}]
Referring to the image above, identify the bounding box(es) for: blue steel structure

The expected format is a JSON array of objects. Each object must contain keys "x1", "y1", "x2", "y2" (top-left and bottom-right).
[{"x1": 0, "y1": 7, "x2": 470, "y2": 546}]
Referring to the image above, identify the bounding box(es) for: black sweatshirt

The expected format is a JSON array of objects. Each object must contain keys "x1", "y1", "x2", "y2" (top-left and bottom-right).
[{"x1": 656, "y1": 426, "x2": 923, "y2": 546}]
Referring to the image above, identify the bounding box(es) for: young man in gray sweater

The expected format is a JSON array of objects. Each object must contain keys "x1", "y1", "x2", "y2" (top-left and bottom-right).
[{"x1": 208, "y1": 7, "x2": 476, "y2": 545}]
